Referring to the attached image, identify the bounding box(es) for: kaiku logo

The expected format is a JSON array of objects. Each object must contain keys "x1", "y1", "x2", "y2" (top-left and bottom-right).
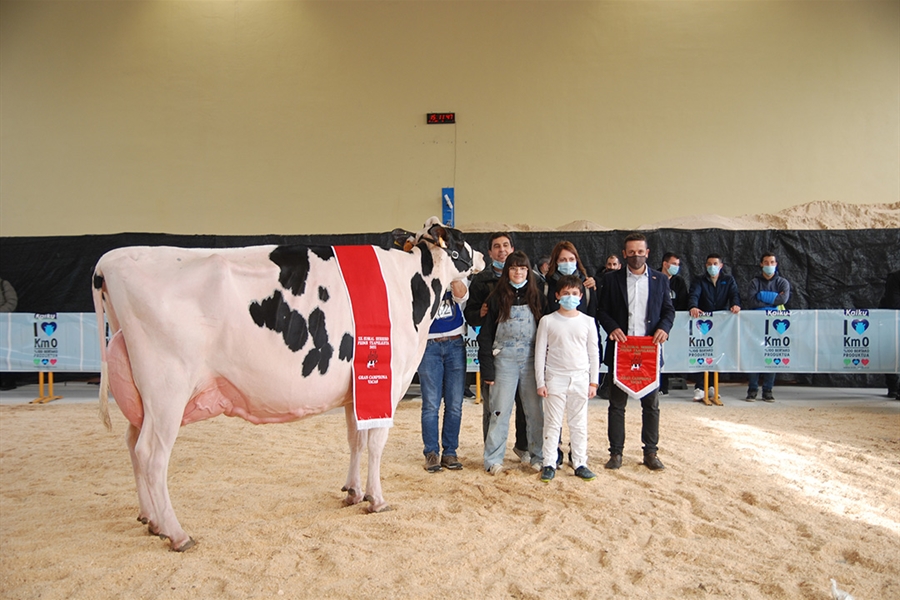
[
  {"x1": 851, "y1": 319, "x2": 869, "y2": 335},
  {"x1": 695, "y1": 320, "x2": 713, "y2": 335}
]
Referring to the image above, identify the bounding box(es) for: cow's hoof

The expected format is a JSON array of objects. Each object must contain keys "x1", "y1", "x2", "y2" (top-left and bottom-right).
[
  {"x1": 171, "y1": 537, "x2": 196, "y2": 552},
  {"x1": 367, "y1": 503, "x2": 392, "y2": 514},
  {"x1": 137, "y1": 515, "x2": 148, "y2": 525}
]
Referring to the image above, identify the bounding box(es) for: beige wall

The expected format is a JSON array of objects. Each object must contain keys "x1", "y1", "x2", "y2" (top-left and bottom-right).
[{"x1": 1, "y1": 0, "x2": 898, "y2": 236}]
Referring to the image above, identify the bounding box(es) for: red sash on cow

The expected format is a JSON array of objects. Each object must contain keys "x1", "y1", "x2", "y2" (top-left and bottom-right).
[
  {"x1": 333, "y1": 245, "x2": 394, "y2": 429},
  {"x1": 612, "y1": 336, "x2": 660, "y2": 397}
]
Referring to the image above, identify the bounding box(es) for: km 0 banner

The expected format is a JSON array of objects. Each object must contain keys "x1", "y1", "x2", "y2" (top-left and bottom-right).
[
  {"x1": 2, "y1": 310, "x2": 899, "y2": 374},
  {"x1": 664, "y1": 309, "x2": 899, "y2": 373}
]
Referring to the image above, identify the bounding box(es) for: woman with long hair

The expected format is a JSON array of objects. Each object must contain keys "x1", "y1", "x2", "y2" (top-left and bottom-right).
[
  {"x1": 477, "y1": 251, "x2": 547, "y2": 474},
  {"x1": 543, "y1": 241, "x2": 598, "y2": 317}
]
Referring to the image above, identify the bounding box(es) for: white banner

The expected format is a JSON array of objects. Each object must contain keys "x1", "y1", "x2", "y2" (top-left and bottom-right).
[{"x1": 2, "y1": 311, "x2": 898, "y2": 373}]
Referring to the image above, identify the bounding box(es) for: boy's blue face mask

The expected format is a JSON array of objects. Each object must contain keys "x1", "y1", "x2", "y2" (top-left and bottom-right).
[
  {"x1": 707, "y1": 265, "x2": 721, "y2": 277},
  {"x1": 559, "y1": 295, "x2": 581, "y2": 310},
  {"x1": 762, "y1": 265, "x2": 776, "y2": 276}
]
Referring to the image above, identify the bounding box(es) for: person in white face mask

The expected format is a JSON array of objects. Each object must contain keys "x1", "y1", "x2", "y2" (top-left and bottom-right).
[
  {"x1": 688, "y1": 254, "x2": 741, "y2": 402},
  {"x1": 744, "y1": 252, "x2": 792, "y2": 402},
  {"x1": 543, "y1": 241, "x2": 597, "y2": 317},
  {"x1": 534, "y1": 275, "x2": 600, "y2": 483},
  {"x1": 659, "y1": 252, "x2": 689, "y2": 396}
]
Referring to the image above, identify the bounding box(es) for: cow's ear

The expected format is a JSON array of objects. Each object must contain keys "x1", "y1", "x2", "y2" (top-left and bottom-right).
[
  {"x1": 428, "y1": 223, "x2": 448, "y2": 248},
  {"x1": 391, "y1": 228, "x2": 415, "y2": 252}
]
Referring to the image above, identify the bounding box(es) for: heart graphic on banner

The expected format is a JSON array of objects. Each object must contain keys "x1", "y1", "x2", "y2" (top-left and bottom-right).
[
  {"x1": 772, "y1": 319, "x2": 790, "y2": 334},
  {"x1": 773, "y1": 358, "x2": 781, "y2": 365},
  {"x1": 41, "y1": 322, "x2": 57, "y2": 336},
  {"x1": 689, "y1": 359, "x2": 697, "y2": 365},
  {"x1": 852, "y1": 359, "x2": 860, "y2": 366},
  {"x1": 706, "y1": 358, "x2": 714, "y2": 365},
  {"x1": 33, "y1": 359, "x2": 40, "y2": 365},
  {"x1": 861, "y1": 359, "x2": 869, "y2": 365},
  {"x1": 765, "y1": 358, "x2": 773, "y2": 365},
  {"x1": 844, "y1": 359, "x2": 852, "y2": 365},
  {"x1": 782, "y1": 358, "x2": 790, "y2": 365},
  {"x1": 50, "y1": 359, "x2": 57, "y2": 365},
  {"x1": 41, "y1": 359, "x2": 49, "y2": 365},
  {"x1": 696, "y1": 320, "x2": 713, "y2": 335},
  {"x1": 851, "y1": 319, "x2": 869, "y2": 334}
]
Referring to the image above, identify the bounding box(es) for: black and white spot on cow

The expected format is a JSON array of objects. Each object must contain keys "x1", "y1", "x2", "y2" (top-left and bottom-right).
[
  {"x1": 410, "y1": 273, "x2": 431, "y2": 331},
  {"x1": 429, "y1": 279, "x2": 443, "y2": 319},
  {"x1": 301, "y1": 307, "x2": 334, "y2": 377},
  {"x1": 318, "y1": 286, "x2": 330, "y2": 302},
  {"x1": 417, "y1": 242, "x2": 434, "y2": 277},
  {"x1": 248, "y1": 290, "x2": 309, "y2": 352},
  {"x1": 268, "y1": 245, "x2": 335, "y2": 297},
  {"x1": 339, "y1": 333, "x2": 353, "y2": 362}
]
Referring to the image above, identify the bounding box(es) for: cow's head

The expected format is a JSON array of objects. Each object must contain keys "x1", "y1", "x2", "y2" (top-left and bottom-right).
[{"x1": 414, "y1": 217, "x2": 484, "y2": 277}]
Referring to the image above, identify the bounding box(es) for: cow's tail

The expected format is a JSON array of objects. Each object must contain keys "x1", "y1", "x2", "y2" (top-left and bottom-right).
[{"x1": 92, "y1": 268, "x2": 112, "y2": 432}]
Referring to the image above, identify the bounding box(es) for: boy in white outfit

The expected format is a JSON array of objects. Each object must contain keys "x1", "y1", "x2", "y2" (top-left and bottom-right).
[{"x1": 534, "y1": 275, "x2": 600, "y2": 482}]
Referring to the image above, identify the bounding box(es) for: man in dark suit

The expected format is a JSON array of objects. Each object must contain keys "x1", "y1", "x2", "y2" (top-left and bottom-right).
[{"x1": 597, "y1": 233, "x2": 676, "y2": 471}]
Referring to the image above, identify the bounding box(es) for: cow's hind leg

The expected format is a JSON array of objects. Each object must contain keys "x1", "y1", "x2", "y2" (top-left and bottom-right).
[
  {"x1": 131, "y1": 397, "x2": 195, "y2": 551},
  {"x1": 125, "y1": 423, "x2": 153, "y2": 526},
  {"x1": 342, "y1": 405, "x2": 365, "y2": 506},
  {"x1": 364, "y1": 426, "x2": 391, "y2": 513}
]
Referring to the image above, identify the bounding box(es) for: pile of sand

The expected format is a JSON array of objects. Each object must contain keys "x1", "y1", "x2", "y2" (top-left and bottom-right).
[
  {"x1": 461, "y1": 201, "x2": 899, "y2": 232},
  {"x1": 1, "y1": 394, "x2": 897, "y2": 599}
]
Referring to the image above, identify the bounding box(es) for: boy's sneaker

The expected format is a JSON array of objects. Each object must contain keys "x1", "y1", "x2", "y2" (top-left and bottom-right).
[
  {"x1": 513, "y1": 447, "x2": 531, "y2": 464},
  {"x1": 487, "y1": 463, "x2": 504, "y2": 476},
  {"x1": 762, "y1": 390, "x2": 775, "y2": 402},
  {"x1": 693, "y1": 388, "x2": 705, "y2": 402},
  {"x1": 574, "y1": 466, "x2": 597, "y2": 481},
  {"x1": 530, "y1": 459, "x2": 543, "y2": 472},
  {"x1": 746, "y1": 389, "x2": 757, "y2": 401},
  {"x1": 540, "y1": 466, "x2": 555, "y2": 482}
]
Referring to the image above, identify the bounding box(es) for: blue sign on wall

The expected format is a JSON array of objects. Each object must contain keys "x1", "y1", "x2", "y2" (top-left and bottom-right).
[{"x1": 442, "y1": 187, "x2": 454, "y2": 228}]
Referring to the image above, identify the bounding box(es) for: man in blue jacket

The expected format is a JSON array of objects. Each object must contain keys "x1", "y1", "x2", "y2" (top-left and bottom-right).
[
  {"x1": 597, "y1": 233, "x2": 676, "y2": 471},
  {"x1": 744, "y1": 252, "x2": 791, "y2": 401},
  {"x1": 688, "y1": 254, "x2": 741, "y2": 402}
]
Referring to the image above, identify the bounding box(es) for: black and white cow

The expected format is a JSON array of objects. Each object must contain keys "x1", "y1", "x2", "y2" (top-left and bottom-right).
[{"x1": 92, "y1": 217, "x2": 483, "y2": 551}]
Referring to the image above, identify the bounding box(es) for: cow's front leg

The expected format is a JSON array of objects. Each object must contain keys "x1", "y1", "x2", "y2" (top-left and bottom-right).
[
  {"x1": 341, "y1": 405, "x2": 365, "y2": 506},
  {"x1": 364, "y1": 426, "x2": 391, "y2": 513},
  {"x1": 125, "y1": 423, "x2": 153, "y2": 526}
]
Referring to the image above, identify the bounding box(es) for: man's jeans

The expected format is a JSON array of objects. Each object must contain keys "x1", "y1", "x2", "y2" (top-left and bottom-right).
[
  {"x1": 747, "y1": 372, "x2": 776, "y2": 392},
  {"x1": 418, "y1": 336, "x2": 466, "y2": 457}
]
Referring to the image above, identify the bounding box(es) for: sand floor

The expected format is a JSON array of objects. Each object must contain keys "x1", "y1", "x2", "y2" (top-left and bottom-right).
[{"x1": 1, "y1": 386, "x2": 898, "y2": 599}]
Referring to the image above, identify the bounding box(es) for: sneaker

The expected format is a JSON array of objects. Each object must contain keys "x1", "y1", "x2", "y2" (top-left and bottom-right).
[
  {"x1": 746, "y1": 389, "x2": 757, "y2": 402},
  {"x1": 513, "y1": 447, "x2": 531, "y2": 464},
  {"x1": 463, "y1": 387, "x2": 475, "y2": 398},
  {"x1": 574, "y1": 466, "x2": 597, "y2": 481},
  {"x1": 604, "y1": 454, "x2": 622, "y2": 470},
  {"x1": 440, "y1": 454, "x2": 463, "y2": 470},
  {"x1": 643, "y1": 452, "x2": 665, "y2": 471},
  {"x1": 424, "y1": 452, "x2": 443, "y2": 473},
  {"x1": 762, "y1": 390, "x2": 775, "y2": 402},
  {"x1": 530, "y1": 459, "x2": 543, "y2": 472},
  {"x1": 487, "y1": 463, "x2": 504, "y2": 476},
  {"x1": 540, "y1": 466, "x2": 555, "y2": 482},
  {"x1": 693, "y1": 388, "x2": 705, "y2": 402}
]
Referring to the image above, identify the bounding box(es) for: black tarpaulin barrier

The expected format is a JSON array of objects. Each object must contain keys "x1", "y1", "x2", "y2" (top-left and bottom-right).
[{"x1": 2, "y1": 228, "x2": 898, "y2": 387}]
